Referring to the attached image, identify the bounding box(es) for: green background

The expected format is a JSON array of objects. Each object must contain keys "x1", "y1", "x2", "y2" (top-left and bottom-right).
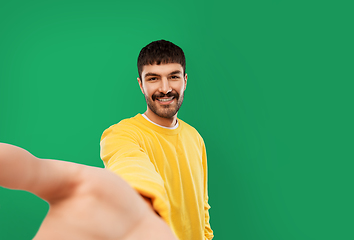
[{"x1": 1, "y1": 0, "x2": 353, "y2": 239}]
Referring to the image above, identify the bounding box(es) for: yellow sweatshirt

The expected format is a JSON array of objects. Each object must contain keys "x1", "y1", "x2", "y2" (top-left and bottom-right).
[{"x1": 100, "y1": 114, "x2": 213, "y2": 240}]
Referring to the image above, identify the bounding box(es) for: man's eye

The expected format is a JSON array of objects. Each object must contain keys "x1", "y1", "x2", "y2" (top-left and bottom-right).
[
  {"x1": 148, "y1": 77, "x2": 157, "y2": 81},
  {"x1": 171, "y1": 76, "x2": 179, "y2": 79}
]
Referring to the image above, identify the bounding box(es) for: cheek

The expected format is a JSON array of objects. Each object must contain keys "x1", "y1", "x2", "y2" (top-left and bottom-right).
[
  {"x1": 143, "y1": 86, "x2": 157, "y2": 98},
  {"x1": 171, "y1": 81, "x2": 185, "y2": 92},
  {"x1": 177, "y1": 84, "x2": 186, "y2": 94}
]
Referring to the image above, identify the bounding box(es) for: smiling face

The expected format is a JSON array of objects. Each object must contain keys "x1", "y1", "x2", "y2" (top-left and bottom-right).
[{"x1": 138, "y1": 63, "x2": 187, "y2": 125}]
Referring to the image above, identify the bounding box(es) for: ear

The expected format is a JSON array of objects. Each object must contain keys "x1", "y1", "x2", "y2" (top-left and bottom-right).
[
  {"x1": 184, "y1": 73, "x2": 188, "y2": 91},
  {"x1": 137, "y1": 77, "x2": 144, "y2": 94}
]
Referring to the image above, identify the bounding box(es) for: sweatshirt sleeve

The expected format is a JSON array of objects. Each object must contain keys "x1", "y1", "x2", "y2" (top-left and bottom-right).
[
  {"x1": 100, "y1": 122, "x2": 171, "y2": 224},
  {"x1": 202, "y1": 143, "x2": 214, "y2": 240}
]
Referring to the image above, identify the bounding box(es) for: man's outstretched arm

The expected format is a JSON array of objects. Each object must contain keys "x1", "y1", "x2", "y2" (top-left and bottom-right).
[
  {"x1": 0, "y1": 143, "x2": 177, "y2": 240},
  {"x1": 0, "y1": 143, "x2": 81, "y2": 202}
]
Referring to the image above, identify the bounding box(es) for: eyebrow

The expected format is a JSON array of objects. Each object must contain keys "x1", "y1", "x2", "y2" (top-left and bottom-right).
[
  {"x1": 144, "y1": 70, "x2": 183, "y2": 78},
  {"x1": 168, "y1": 70, "x2": 182, "y2": 75},
  {"x1": 144, "y1": 72, "x2": 160, "y2": 78}
]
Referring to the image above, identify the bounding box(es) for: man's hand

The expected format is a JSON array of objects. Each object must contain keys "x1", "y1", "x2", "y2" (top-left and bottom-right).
[{"x1": 0, "y1": 143, "x2": 177, "y2": 240}]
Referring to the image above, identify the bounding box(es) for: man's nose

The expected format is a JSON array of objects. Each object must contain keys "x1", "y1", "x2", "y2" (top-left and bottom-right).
[{"x1": 159, "y1": 78, "x2": 172, "y2": 94}]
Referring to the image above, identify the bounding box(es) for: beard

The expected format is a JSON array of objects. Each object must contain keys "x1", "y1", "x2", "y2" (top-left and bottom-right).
[{"x1": 144, "y1": 90, "x2": 184, "y2": 119}]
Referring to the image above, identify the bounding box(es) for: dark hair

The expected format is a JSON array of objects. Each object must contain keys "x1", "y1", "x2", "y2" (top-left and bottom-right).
[{"x1": 137, "y1": 40, "x2": 186, "y2": 80}]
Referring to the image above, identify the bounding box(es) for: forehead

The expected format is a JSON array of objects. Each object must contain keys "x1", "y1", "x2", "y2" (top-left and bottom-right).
[{"x1": 142, "y1": 63, "x2": 183, "y2": 78}]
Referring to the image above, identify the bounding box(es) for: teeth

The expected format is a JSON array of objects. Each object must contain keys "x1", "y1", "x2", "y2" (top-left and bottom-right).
[{"x1": 157, "y1": 97, "x2": 174, "y2": 102}]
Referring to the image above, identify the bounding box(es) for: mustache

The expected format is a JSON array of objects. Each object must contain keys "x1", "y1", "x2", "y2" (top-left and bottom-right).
[{"x1": 152, "y1": 91, "x2": 179, "y2": 101}]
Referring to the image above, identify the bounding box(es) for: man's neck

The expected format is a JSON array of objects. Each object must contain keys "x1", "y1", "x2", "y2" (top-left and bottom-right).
[{"x1": 144, "y1": 109, "x2": 177, "y2": 128}]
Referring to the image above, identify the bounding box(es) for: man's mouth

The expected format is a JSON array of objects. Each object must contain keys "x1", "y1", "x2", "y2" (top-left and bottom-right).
[{"x1": 157, "y1": 96, "x2": 174, "y2": 102}]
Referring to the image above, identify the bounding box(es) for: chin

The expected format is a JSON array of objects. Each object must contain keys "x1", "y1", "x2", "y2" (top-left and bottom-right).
[
  {"x1": 145, "y1": 96, "x2": 183, "y2": 119},
  {"x1": 154, "y1": 107, "x2": 178, "y2": 119}
]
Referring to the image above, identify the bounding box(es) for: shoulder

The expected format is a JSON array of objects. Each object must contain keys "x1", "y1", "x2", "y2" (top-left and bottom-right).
[
  {"x1": 101, "y1": 116, "x2": 144, "y2": 140},
  {"x1": 178, "y1": 119, "x2": 205, "y2": 145},
  {"x1": 179, "y1": 119, "x2": 202, "y2": 136}
]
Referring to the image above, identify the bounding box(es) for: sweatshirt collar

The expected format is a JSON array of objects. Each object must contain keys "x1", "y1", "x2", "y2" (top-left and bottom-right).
[{"x1": 134, "y1": 114, "x2": 182, "y2": 135}]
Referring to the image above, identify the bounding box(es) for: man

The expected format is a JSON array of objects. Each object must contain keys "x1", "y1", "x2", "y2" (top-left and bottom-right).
[
  {"x1": 0, "y1": 143, "x2": 177, "y2": 240},
  {"x1": 100, "y1": 40, "x2": 213, "y2": 240}
]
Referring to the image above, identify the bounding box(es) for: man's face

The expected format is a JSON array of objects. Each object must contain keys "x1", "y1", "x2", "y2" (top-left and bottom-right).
[{"x1": 138, "y1": 63, "x2": 187, "y2": 119}]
